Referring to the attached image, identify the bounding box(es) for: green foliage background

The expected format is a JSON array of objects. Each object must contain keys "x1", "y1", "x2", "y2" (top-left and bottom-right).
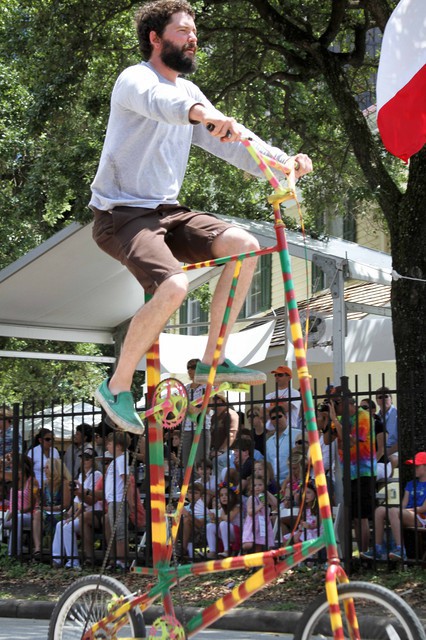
[{"x1": 1, "y1": 0, "x2": 425, "y2": 442}]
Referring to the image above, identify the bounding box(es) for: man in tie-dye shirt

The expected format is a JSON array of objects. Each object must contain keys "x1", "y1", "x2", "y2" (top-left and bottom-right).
[{"x1": 329, "y1": 387, "x2": 376, "y2": 554}]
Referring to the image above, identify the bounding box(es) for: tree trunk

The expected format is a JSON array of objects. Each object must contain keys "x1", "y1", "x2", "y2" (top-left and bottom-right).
[
  {"x1": 390, "y1": 145, "x2": 426, "y2": 472},
  {"x1": 317, "y1": 49, "x2": 426, "y2": 468}
]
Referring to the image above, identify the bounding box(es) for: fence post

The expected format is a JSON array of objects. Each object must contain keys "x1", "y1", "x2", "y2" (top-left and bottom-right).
[
  {"x1": 10, "y1": 403, "x2": 21, "y2": 557},
  {"x1": 339, "y1": 376, "x2": 353, "y2": 571}
]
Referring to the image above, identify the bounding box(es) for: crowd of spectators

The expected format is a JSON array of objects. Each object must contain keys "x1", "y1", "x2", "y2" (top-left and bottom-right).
[
  {"x1": 1, "y1": 363, "x2": 425, "y2": 569},
  {"x1": 0, "y1": 418, "x2": 145, "y2": 570}
]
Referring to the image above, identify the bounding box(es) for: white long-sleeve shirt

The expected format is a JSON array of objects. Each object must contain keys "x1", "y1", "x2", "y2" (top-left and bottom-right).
[{"x1": 90, "y1": 62, "x2": 289, "y2": 211}]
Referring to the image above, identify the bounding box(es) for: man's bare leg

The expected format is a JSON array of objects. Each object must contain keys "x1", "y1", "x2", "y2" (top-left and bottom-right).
[
  {"x1": 96, "y1": 273, "x2": 188, "y2": 431},
  {"x1": 109, "y1": 273, "x2": 188, "y2": 393},
  {"x1": 195, "y1": 227, "x2": 266, "y2": 385}
]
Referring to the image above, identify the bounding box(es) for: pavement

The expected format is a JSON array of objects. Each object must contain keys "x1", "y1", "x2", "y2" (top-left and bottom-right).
[
  {"x1": 1, "y1": 596, "x2": 425, "y2": 636},
  {"x1": 0, "y1": 599, "x2": 301, "y2": 634}
]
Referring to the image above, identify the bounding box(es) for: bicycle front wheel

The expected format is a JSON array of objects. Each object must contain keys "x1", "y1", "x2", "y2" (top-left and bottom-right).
[
  {"x1": 294, "y1": 581, "x2": 425, "y2": 640},
  {"x1": 48, "y1": 574, "x2": 146, "y2": 640}
]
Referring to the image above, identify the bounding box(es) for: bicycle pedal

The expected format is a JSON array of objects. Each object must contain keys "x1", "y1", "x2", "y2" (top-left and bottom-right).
[
  {"x1": 217, "y1": 382, "x2": 251, "y2": 393},
  {"x1": 267, "y1": 188, "x2": 295, "y2": 204}
]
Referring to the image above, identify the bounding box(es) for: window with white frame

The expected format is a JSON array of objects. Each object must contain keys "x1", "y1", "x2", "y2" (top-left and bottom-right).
[
  {"x1": 239, "y1": 254, "x2": 272, "y2": 318},
  {"x1": 179, "y1": 297, "x2": 209, "y2": 335}
]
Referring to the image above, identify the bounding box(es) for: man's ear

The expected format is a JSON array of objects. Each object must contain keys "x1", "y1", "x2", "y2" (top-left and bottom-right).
[{"x1": 149, "y1": 30, "x2": 161, "y2": 49}]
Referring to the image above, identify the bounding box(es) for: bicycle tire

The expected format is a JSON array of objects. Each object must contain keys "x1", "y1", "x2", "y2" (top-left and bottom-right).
[
  {"x1": 294, "y1": 581, "x2": 426, "y2": 640},
  {"x1": 48, "y1": 574, "x2": 146, "y2": 640}
]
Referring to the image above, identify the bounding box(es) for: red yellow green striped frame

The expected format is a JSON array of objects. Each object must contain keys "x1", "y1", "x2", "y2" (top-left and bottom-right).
[{"x1": 84, "y1": 139, "x2": 360, "y2": 639}]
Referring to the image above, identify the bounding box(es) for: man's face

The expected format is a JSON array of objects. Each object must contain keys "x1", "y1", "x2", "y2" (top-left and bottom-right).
[
  {"x1": 376, "y1": 391, "x2": 392, "y2": 412},
  {"x1": 186, "y1": 361, "x2": 197, "y2": 381},
  {"x1": 274, "y1": 372, "x2": 291, "y2": 389},
  {"x1": 269, "y1": 411, "x2": 287, "y2": 432},
  {"x1": 158, "y1": 11, "x2": 197, "y2": 74},
  {"x1": 333, "y1": 397, "x2": 356, "y2": 416}
]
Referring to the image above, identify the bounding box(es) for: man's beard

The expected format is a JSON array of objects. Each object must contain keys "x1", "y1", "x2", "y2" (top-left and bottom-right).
[{"x1": 160, "y1": 39, "x2": 197, "y2": 74}]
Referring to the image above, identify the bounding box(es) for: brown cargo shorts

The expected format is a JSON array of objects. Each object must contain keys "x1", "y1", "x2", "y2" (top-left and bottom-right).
[{"x1": 92, "y1": 204, "x2": 232, "y2": 295}]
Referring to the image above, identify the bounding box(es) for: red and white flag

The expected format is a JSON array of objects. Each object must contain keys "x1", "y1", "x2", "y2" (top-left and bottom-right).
[{"x1": 376, "y1": 0, "x2": 426, "y2": 162}]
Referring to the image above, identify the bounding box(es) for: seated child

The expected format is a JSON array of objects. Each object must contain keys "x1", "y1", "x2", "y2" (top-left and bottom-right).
[
  {"x1": 242, "y1": 475, "x2": 276, "y2": 552},
  {"x1": 282, "y1": 480, "x2": 321, "y2": 545},
  {"x1": 362, "y1": 452, "x2": 426, "y2": 561},
  {"x1": 206, "y1": 482, "x2": 240, "y2": 558},
  {"x1": 195, "y1": 459, "x2": 216, "y2": 507},
  {"x1": 181, "y1": 482, "x2": 208, "y2": 559},
  {"x1": 293, "y1": 480, "x2": 321, "y2": 542}
]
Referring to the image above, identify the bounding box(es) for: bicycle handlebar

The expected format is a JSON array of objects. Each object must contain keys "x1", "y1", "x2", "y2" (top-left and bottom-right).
[{"x1": 206, "y1": 123, "x2": 297, "y2": 188}]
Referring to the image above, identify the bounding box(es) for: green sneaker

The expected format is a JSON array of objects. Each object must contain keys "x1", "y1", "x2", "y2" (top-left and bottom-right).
[
  {"x1": 194, "y1": 358, "x2": 266, "y2": 385},
  {"x1": 95, "y1": 379, "x2": 144, "y2": 434}
]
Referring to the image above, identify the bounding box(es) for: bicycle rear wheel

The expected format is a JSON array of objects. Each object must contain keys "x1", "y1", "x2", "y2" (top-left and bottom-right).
[
  {"x1": 294, "y1": 581, "x2": 425, "y2": 640},
  {"x1": 48, "y1": 575, "x2": 146, "y2": 639}
]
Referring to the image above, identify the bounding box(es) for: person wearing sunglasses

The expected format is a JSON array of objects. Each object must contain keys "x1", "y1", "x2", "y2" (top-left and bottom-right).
[
  {"x1": 27, "y1": 428, "x2": 60, "y2": 489},
  {"x1": 265, "y1": 366, "x2": 301, "y2": 431},
  {"x1": 265, "y1": 404, "x2": 302, "y2": 485},
  {"x1": 375, "y1": 386, "x2": 398, "y2": 461}
]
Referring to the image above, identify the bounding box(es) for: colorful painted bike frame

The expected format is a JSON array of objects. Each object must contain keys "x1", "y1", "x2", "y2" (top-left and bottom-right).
[{"x1": 81, "y1": 141, "x2": 367, "y2": 639}]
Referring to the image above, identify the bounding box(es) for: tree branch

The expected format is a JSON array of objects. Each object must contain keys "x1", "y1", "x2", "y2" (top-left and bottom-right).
[
  {"x1": 319, "y1": 0, "x2": 349, "y2": 47},
  {"x1": 360, "y1": 0, "x2": 393, "y2": 32},
  {"x1": 248, "y1": 0, "x2": 316, "y2": 49}
]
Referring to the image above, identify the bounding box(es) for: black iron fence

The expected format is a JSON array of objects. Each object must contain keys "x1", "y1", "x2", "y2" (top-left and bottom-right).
[{"x1": 1, "y1": 375, "x2": 425, "y2": 571}]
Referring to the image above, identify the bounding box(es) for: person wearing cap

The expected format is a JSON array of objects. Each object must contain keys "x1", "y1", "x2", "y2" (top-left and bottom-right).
[
  {"x1": 52, "y1": 448, "x2": 102, "y2": 569},
  {"x1": 64, "y1": 423, "x2": 94, "y2": 479},
  {"x1": 329, "y1": 386, "x2": 376, "y2": 555},
  {"x1": 362, "y1": 452, "x2": 426, "y2": 562},
  {"x1": 182, "y1": 358, "x2": 211, "y2": 468},
  {"x1": 266, "y1": 366, "x2": 301, "y2": 430}
]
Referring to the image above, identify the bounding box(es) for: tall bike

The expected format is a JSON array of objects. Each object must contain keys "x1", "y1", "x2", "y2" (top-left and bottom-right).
[{"x1": 48, "y1": 140, "x2": 425, "y2": 640}]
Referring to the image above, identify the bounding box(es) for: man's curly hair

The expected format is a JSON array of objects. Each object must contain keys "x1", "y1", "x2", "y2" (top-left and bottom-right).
[{"x1": 135, "y1": 0, "x2": 195, "y2": 60}]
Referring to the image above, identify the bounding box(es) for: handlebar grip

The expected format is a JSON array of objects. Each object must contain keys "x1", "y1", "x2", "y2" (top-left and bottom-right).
[{"x1": 206, "y1": 123, "x2": 232, "y2": 139}]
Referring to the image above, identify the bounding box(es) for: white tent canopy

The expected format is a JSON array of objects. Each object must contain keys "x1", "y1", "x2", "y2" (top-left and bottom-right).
[
  {"x1": 142, "y1": 319, "x2": 276, "y2": 373},
  {"x1": 0, "y1": 216, "x2": 392, "y2": 347},
  {"x1": 0, "y1": 214, "x2": 393, "y2": 379},
  {"x1": 23, "y1": 401, "x2": 102, "y2": 442}
]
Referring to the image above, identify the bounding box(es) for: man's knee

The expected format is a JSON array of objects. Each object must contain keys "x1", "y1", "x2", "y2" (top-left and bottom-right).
[
  {"x1": 158, "y1": 273, "x2": 189, "y2": 305},
  {"x1": 212, "y1": 228, "x2": 259, "y2": 257}
]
